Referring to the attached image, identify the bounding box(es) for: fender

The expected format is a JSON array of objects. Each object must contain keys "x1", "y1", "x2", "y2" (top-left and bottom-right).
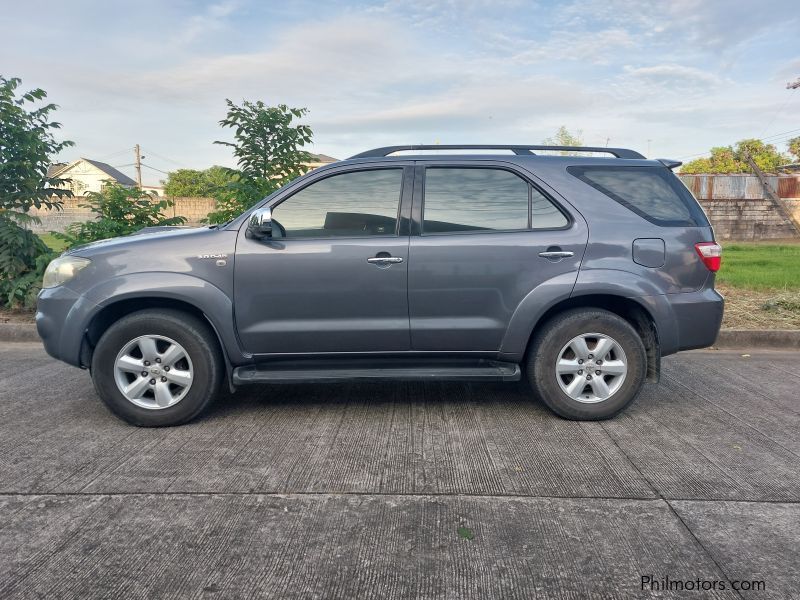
[
  {"x1": 499, "y1": 268, "x2": 680, "y2": 361},
  {"x1": 57, "y1": 272, "x2": 248, "y2": 367},
  {"x1": 572, "y1": 268, "x2": 679, "y2": 355},
  {"x1": 499, "y1": 271, "x2": 579, "y2": 359}
]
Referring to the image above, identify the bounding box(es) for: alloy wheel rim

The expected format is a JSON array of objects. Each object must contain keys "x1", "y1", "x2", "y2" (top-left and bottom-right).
[
  {"x1": 555, "y1": 332, "x2": 628, "y2": 403},
  {"x1": 113, "y1": 335, "x2": 194, "y2": 410}
]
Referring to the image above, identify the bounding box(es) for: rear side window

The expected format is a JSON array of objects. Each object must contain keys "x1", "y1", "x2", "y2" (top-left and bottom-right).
[
  {"x1": 568, "y1": 166, "x2": 708, "y2": 226},
  {"x1": 422, "y1": 167, "x2": 568, "y2": 233}
]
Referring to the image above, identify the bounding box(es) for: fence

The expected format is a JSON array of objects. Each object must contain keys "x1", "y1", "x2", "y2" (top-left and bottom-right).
[
  {"x1": 27, "y1": 196, "x2": 217, "y2": 233},
  {"x1": 678, "y1": 174, "x2": 800, "y2": 240}
]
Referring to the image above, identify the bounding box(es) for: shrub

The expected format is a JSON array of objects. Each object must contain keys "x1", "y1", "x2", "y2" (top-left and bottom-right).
[{"x1": 53, "y1": 184, "x2": 187, "y2": 248}]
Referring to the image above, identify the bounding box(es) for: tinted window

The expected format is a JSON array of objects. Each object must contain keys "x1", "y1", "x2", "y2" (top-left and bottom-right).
[
  {"x1": 568, "y1": 166, "x2": 707, "y2": 226},
  {"x1": 273, "y1": 169, "x2": 402, "y2": 238},
  {"x1": 531, "y1": 186, "x2": 569, "y2": 229},
  {"x1": 423, "y1": 168, "x2": 565, "y2": 233}
]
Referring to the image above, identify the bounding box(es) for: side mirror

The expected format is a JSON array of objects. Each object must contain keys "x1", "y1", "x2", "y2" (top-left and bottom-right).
[{"x1": 248, "y1": 207, "x2": 273, "y2": 238}]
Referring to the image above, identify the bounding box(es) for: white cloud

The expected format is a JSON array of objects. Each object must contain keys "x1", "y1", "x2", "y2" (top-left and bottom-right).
[
  {"x1": 622, "y1": 64, "x2": 724, "y2": 89},
  {"x1": 175, "y1": 0, "x2": 240, "y2": 45}
]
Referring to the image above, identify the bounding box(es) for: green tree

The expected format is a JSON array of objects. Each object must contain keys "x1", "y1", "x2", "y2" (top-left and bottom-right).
[
  {"x1": 543, "y1": 125, "x2": 584, "y2": 148},
  {"x1": 207, "y1": 100, "x2": 313, "y2": 224},
  {"x1": 0, "y1": 75, "x2": 73, "y2": 308},
  {"x1": 787, "y1": 136, "x2": 800, "y2": 162},
  {"x1": 162, "y1": 165, "x2": 238, "y2": 198},
  {"x1": 53, "y1": 183, "x2": 186, "y2": 249},
  {"x1": 682, "y1": 139, "x2": 788, "y2": 174}
]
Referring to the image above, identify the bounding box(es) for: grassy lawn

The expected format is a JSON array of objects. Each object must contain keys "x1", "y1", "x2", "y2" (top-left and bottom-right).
[
  {"x1": 717, "y1": 241, "x2": 800, "y2": 330},
  {"x1": 38, "y1": 233, "x2": 69, "y2": 252},
  {"x1": 717, "y1": 243, "x2": 800, "y2": 291}
]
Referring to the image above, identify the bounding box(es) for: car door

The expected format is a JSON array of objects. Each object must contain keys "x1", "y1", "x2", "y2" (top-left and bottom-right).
[
  {"x1": 234, "y1": 165, "x2": 413, "y2": 355},
  {"x1": 408, "y1": 162, "x2": 588, "y2": 351}
]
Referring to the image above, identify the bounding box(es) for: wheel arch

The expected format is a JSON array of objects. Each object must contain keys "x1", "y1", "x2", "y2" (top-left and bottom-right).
[{"x1": 510, "y1": 293, "x2": 661, "y2": 383}]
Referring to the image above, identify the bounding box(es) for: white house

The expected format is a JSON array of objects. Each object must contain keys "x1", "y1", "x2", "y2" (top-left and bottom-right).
[{"x1": 48, "y1": 158, "x2": 138, "y2": 196}]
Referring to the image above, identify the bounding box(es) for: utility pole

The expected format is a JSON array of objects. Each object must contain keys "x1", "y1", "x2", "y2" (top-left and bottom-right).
[{"x1": 134, "y1": 144, "x2": 143, "y2": 189}]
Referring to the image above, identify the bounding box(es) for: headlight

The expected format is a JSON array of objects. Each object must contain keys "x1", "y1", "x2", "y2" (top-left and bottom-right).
[{"x1": 42, "y1": 256, "x2": 91, "y2": 289}]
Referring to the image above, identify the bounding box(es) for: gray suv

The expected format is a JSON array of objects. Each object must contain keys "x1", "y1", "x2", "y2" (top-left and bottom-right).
[{"x1": 36, "y1": 144, "x2": 724, "y2": 426}]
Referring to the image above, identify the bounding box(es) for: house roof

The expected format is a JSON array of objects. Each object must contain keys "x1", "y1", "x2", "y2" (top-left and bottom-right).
[
  {"x1": 47, "y1": 163, "x2": 68, "y2": 177},
  {"x1": 81, "y1": 158, "x2": 138, "y2": 186},
  {"x1": 48, "y1": 158, "x2": 138, "y2": 186},
  {"x1": 309, "y1": 153, "x2": 338, "y2": 163}
]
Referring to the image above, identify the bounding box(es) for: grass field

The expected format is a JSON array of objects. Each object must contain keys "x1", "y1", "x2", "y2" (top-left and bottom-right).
[
  {"x1": 717, "y1": 242, "x2": 800, "y2": 291},
  {"x1": 38, "y1": 233, "x2": 69, "y2": 252}
]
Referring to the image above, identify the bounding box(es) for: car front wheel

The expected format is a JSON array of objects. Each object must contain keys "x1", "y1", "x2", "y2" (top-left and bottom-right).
[
  {"x1": 526, "y1": 308, "x2": 647, "y2": 420},
  {"x1": 91, "y1": 309, "x2": 224, "y2": 426}
]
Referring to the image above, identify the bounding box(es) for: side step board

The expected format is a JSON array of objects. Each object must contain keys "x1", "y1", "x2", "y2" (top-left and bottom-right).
[{"x1": 232, "y1": 360, "x2": 521, "y2": 385}]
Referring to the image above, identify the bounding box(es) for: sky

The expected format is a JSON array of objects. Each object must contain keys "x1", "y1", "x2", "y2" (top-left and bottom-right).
[{"x1": 2, "y1": 0, "x2": 799, "y2": 186}]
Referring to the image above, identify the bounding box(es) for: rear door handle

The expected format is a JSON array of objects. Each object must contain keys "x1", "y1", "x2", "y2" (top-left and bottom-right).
[
  {"x1": 367, "y1": 256, "x2": 404, "y2": 264},
  {"x1": 538, "y1": 251, "x2": 574, "y2": 259}
]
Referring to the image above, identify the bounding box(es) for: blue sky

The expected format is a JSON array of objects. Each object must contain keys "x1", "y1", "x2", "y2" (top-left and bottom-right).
[{"x1": 2, "y1": 0, "x2": 799, "y2": 185}]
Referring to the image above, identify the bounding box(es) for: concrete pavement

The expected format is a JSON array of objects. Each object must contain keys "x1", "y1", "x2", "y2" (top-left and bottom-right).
[{"x1": 0, "y1": 343, "x2": 798, "y2": 598}]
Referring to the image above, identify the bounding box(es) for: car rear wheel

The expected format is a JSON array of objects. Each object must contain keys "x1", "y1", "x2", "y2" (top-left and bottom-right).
[
  {"x1": 526, "y1": 308, "x2": 647, "y2": 420},
  {"x1": 91, "y1": 309, "x2": 223, "y2": 426}
]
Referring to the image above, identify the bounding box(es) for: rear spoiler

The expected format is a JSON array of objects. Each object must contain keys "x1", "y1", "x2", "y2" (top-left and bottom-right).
[{"x1": 657, "y1": 159, "x2": 682, "y2": 170}]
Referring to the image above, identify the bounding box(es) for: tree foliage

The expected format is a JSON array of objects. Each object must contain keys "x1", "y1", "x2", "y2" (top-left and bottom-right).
[
  {"x1": 207, "y1": 100, "x2": 313, "y2": 223},
  {"x1": 543, "y1": 126, "x2": 584, "y2": 148},
  {"x1": 788, "y1": 136, "x2": 800, "y2": 162},
  {"x1": 53, "y1": 183, "x2": 186, "y2": 249},
  {"x1": 162, "y1": 165, "x2": 238, "y2": 198},
  {"x1": 681, "y1": 139, "x2": 788, "y2": 174},
  {"x1": 0, "y1": 75, "x2": 74, "y2": 308}
]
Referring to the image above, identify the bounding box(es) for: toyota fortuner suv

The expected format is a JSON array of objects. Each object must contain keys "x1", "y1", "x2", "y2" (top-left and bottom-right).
[{"x1": 36, "y1": 144, "x2": 724, "y2": 426}]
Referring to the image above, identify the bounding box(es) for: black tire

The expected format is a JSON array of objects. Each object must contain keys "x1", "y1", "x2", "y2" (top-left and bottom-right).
[
  {"x1": 526, "y1": 308, "x2": 646, "y2": 420},
  {"x1": 91, "y1": 309, "x2": 224, "y2": 426}
]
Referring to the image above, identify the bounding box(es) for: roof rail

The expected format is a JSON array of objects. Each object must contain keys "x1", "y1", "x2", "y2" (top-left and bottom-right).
[{"x1": 348, "y1": 144, "x2": 646, "y2": 160}]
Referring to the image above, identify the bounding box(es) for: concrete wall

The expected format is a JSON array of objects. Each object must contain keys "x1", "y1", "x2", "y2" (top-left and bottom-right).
[
  {"x1": 679, "y1": 174, "x2": 800, "y2": 241},
  {"x1": 28, "y1": 196, "x2": 218, "y2": 233}
]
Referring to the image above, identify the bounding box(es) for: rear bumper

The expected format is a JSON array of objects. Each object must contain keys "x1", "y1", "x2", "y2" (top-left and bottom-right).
[
  {"x1": 670, "y1": 287, "x2": 724, "y2": 352},
  {"x1": 641, "y1": 287, "x2": 723, "y2": 356}
]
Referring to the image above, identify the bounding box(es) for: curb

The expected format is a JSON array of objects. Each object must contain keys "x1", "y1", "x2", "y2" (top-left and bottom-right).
[
  {"x1": 0, "y1": 322, "x2": 40, "y2": 343},
  {"x1": 713, "y1": 329, "x2": 800, "y2": 350},
  {"x1": 2, "y1": 322, "x2": 799, "y2": 350}
]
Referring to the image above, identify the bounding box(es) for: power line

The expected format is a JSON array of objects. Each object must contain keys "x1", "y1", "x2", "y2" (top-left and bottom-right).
[
  {"x1": 676, "y1": 127, "x2": 800, "y2": 160},
  {"x1": 141, "y1": 163, "x2": 171, "y2": 175},
  {"x1": 97, "y1": 148, "x2": 131, "y2": 161},
  {"x1": 142, "y1": 148, "x2": 184, "y2": 167},
  {"x1": 758, "y1": 85, "x2": 797, "y2": 139}
]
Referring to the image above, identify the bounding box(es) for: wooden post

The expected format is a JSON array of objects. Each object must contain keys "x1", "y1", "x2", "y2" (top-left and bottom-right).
[
  {"x1": 134, "y1": 144, "x2": 142, "y2": 190},
  {"x1": 743, "y1": 150, "x2": 800, "y2": 235}
]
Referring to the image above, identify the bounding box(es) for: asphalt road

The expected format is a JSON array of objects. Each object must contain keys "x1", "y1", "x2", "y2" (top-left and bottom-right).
[{"x1": 0, "y1": 343, "x2": 798, "y2": 599}]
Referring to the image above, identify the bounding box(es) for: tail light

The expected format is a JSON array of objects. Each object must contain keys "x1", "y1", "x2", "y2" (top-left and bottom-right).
[{"x1": 695, "y1": 242, "x2": 722, "y2": 272}]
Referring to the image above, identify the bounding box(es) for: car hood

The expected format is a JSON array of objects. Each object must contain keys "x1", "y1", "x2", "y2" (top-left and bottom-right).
[{"x1": 65, "y1": 226, "x2": 212, "y2": 256}]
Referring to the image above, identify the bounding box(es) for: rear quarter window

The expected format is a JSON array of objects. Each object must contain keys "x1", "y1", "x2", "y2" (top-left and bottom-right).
[{"x1": 567, "y1": 166, "x2": 708, "y2": 227}]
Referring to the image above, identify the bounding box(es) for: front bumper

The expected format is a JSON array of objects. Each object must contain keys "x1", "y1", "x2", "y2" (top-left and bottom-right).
[{"x1": 36, "y1": 285, "x2": 96, "y2": 367}]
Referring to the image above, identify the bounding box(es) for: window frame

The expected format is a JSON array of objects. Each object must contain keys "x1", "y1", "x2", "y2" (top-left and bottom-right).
[
  {"x1": 267, "y1": 165, "x2": 411, "y2": 240},
  {"x1": 416, "y1": 164, "x2": 572, "y2": 237},
  {"x1": 567, "y1": 165, "x2": 709, "y2": 227}
]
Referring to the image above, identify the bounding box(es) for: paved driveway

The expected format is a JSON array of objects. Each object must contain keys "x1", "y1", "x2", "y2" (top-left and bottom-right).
[{"x1": 0, "y1": 343, "x2": 798, "y2": 599}]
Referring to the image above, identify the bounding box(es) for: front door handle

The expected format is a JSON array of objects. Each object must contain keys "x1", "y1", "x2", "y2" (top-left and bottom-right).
[
  {"x1": 538, "y1": 250, "x2": 574, "y2": 259},
  {"x1": 367, "y1": 256, "x2": 404, "y2": 265}
]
